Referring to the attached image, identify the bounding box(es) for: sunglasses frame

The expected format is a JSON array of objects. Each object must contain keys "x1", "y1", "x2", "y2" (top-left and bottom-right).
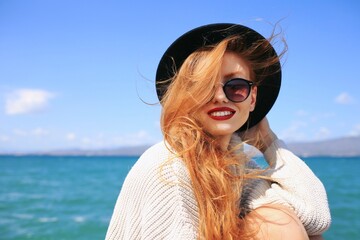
[{"x1": 222, "y1": 78, "x2": 254, "y2": 103}]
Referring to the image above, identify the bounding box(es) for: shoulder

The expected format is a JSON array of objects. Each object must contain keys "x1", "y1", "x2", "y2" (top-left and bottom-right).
[
  {"x1": 138, "y1": 141, "x2": 174, "y2": 165},
  {"x1": 126, "y1": 141, "x2": 174, "y2": 177},
  {"x1": 121, "y1": 141, "x2": 195, "y2": 208},
  {"x1": 127, "y1": 141, "x2": 188, "y2": 183},
  {"x1": 246, "y1": 205, "x2": 309, "y2": 240}
]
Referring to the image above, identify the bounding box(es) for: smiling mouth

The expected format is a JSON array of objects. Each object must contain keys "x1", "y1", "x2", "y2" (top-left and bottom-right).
[
  {"x1": 209, "y1": 111, "x2": 233, "y2": 117},
  {"x1": 208, "y1": 108, "x2": 236, "y2": 120}
]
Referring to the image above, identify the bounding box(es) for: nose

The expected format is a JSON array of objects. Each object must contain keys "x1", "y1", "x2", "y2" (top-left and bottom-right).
[{"x1": 212, "y1": 84, "x2": 229, "y2": 103}]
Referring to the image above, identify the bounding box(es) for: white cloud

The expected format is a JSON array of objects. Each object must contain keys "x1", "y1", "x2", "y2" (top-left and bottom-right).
[
  {"x1": 279, "y1": 121, "x2": 308, "y2": 142},
  {"x1": 111, "y1": 130, "x2": 159, "y2": 147},
  {"x1": 66, "y1": 133, "x2": 76, "y2": 141},
  {"x1": 59, "y1": 131, "x2": 161, "y2": 150},
  {"x1": 314, "y1": 127, "x2": 331, "y2": 140},
  {"x1": 78, "y1": 135, "x2": 109, "y2": 149},
  {"x1": 0, "y1": 135, "x2": 10, "y2": 142},
  {"x1": 32, "y1": 128, "x2": 49, "y2": 136},
  {"x1": 334, "y1": 92, "x2": 354, "y2": 104},
  {"x1": 133, "y1": 130, "x2": 148, "y2": 139},
  {"x1": 5, "y1": 89, "x2": 55, "y2": 115},
  {"x1": 349, "y1": 124, "x2": 360, "y2": 136},
  {"x1": 13, "y1": 128, "x2": 49, "y2": 137},
  {"x1": 81, "y1": 137, "x2": 91, "y2": 144},
  {"x1": 77, "y1": 134, "x2": 104, "y2": 148}
]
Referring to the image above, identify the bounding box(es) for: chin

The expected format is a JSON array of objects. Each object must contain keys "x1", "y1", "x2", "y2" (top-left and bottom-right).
[{"x1": 207, "y1": 128, "x2": 238, "y2": 138}]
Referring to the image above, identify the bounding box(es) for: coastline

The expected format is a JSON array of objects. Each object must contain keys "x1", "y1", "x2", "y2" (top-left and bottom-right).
[{"x1": 1, "y1": 136, "x2": 359, "y2": 158}]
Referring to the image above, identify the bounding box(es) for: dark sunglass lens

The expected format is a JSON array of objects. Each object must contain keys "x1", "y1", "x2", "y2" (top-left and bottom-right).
[{"x1": 224, "y1": 79, "x2": 250, "y2": 102}]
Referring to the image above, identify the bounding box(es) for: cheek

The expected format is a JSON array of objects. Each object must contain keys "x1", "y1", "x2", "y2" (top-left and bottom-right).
[
  {"x1": 234, "y1": 105, "x2": 251, "y2": 118},
  {"x1": 234, "y1": 96, "x2": 255, "y2": 112}
]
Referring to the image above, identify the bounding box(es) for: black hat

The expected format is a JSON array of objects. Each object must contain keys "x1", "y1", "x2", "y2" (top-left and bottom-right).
[{"x1": 156, "y1": 23, "x2": 281, "y2": 131}]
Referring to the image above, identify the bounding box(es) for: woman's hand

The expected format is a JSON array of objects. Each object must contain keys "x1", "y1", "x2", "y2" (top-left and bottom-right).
[{"x1": 238, "y1": 117, "x2": 278, "y2": 153}]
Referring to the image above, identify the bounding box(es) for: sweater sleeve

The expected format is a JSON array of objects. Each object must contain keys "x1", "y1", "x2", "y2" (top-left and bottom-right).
[
  {"x1": 105, "y1": 142, "x2": 199, "y2": 240},
  {"x1": 243, "y1": 139, "x2": 331, "y2": 236}
]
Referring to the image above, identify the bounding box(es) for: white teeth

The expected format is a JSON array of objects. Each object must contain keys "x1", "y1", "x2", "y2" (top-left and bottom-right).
[{"x1": 210, "y1": 111, "x2": 232, "y2": 117}]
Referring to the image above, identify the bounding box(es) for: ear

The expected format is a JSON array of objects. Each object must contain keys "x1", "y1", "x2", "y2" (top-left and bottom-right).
[{"x1": 249, "y1": 86, "x2": 257, "y2": 112}]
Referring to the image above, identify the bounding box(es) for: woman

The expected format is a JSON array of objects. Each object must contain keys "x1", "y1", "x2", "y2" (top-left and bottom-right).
[{"x1": 106, "y1": 23, "x2": 331, "y2": 239}]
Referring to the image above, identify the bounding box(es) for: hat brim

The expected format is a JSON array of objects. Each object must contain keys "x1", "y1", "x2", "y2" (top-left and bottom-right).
[{"x1": 156, "y1": 23, "x2": 281, "y2": 131}]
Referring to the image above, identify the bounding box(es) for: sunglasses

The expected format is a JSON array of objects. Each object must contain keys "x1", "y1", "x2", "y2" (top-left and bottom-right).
[{"x1": 221, "y1": 78, "x2": 254, "y2": 102}]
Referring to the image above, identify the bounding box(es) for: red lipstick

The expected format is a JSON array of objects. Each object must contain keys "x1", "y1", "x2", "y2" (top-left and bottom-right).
[{"x1": 207, "y1": 107, "x2": 236, "y2": 120}]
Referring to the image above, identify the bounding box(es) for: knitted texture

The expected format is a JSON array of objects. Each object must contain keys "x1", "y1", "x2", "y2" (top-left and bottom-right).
[
  {"x1": 105, "y1": 140, "x2": 331, "y2": 239},
  {"x1": 105, "y1": 142, "x2": 199, "y2": 240},
  {"x1": 241, "y1": 140, "x2": 331, "y2": 236}
]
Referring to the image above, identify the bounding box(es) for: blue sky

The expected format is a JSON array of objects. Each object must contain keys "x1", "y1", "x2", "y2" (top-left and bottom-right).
[{"x1": 0, "y1": 0, "x2": 359, "y2": 153}]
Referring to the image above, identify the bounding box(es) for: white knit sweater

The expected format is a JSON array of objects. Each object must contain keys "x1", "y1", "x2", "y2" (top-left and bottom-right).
[{"x1": 105, "y1": 139, "x2": 331, "y2": 239}]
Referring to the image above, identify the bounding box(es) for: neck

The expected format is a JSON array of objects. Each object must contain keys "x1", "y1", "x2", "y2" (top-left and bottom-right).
[{"x1": 218, "y1": 134, "x2": 233, "y2": 151}]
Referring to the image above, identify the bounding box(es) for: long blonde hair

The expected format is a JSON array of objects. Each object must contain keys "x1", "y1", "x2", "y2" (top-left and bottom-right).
[{"x1": 160, "y1": 33, "x2": 285, "y2": 239}]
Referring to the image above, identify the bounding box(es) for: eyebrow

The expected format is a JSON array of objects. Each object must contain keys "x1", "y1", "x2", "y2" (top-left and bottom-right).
[{"x1": 223, "y1": 71, "x2": 247, "y2": 80}]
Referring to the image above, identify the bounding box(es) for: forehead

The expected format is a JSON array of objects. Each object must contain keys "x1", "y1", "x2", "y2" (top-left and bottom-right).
[{"x1": 221, "y1": 52, "x2": 252, "y2": 80}]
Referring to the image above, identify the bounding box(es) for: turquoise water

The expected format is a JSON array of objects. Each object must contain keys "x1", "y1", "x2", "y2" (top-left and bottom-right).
[{"x1": 0, "y1": 155, "x2": 359, "y2": 239}]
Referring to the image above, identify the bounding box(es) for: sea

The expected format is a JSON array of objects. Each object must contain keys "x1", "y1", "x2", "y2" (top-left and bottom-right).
[{"x1": 0, "y1": 155, "x2": 359, "y2": 240}]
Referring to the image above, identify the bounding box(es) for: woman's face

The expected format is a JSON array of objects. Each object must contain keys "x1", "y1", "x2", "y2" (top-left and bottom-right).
[{"x1": 198, "y1": 51, "x2": 257, "y2": 143}]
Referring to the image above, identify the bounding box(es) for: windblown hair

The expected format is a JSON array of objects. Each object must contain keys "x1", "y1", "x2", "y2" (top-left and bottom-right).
[{"x1": 160, "y1": 31, "x2": 286, "y2": 239}]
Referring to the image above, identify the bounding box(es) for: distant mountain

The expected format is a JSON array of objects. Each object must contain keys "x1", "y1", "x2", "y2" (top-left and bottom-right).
[
  {"x1": 2, "y1": 136, "x2": 359, "y2": 157},
  {"x1": 42, "y1": 145, "x2": 152, "y2": 156},
  {"x1": 286, "y1": 136, "x2": 360, "y2": 157},
  {"x1": 3, "y1": 145, "x2": 151, "y2": 157}
]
